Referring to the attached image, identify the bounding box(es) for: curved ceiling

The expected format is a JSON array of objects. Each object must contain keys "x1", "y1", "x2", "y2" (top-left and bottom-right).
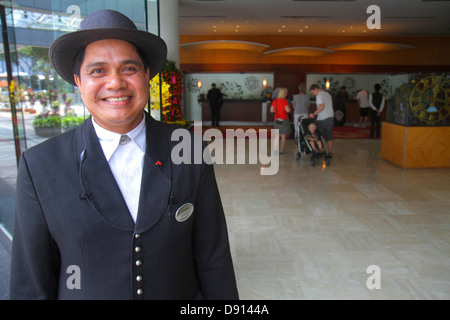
[
  {"x1": 264, "y1": 47, "x2": 334, "y2": 57},
  {"x1": 180, "y1": 40, "x2": 270, "y2": 53},
  {"x1": 327, "y1": 42, "x2": 416, "y2": 52}
]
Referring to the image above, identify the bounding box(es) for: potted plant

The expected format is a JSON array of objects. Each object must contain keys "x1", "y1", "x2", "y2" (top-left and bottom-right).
[
  {"x1": 62, "y1": 113, "x2": 87, "y2": 132},
  {"x1": 32, "y1": 112, "x2": 62, "y2": 137}
]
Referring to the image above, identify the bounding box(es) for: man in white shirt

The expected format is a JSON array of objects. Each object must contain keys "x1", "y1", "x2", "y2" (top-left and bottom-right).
[
  {"x1": 10, "y1": 9, "x2": 238, "y2": 300},
  {"x1": 309, "y1": 84, "x2": 334, "y2": 157},
  {"x1": 355, "y1": 89, "x2": 370, "y2": 128}
]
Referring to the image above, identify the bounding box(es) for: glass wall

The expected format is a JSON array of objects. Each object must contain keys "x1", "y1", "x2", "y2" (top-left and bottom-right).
[{"x1": 0, "y1": 0, "x2": 160, "y2": 235}]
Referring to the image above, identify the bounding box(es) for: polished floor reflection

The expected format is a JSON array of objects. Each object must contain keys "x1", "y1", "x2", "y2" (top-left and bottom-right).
[{"x1": 214, "y1": 138, "x2": 449, "y2": 299}]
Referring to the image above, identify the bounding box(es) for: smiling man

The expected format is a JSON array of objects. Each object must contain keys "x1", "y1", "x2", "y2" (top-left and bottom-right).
[{"x1": 10, "y1": 9, "x2": 238, "y2": 300}]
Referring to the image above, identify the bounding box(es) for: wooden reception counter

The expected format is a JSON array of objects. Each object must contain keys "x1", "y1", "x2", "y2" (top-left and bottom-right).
[
  {"x1": 200, "y1": 100, "x2": 387, "y2": 124},
  {"x1": 380, "y1": 122, "x2": 450, "y2": 168},
  {"x1": 201, "y1": 99, "x2": 271, "y2": 122}
]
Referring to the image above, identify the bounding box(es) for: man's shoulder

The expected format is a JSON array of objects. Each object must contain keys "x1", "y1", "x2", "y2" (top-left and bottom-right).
[{"x1": 21, "y1": 129, "x2": 78, "y2": 166}]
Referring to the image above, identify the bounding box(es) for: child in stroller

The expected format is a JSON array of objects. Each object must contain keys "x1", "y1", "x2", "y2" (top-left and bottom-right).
[
  {"x1": 305, "y1": 122, "x2": 324, "y2": 153},
  {"x1": 296, "y1": 115, "x2": 331, "y2": 167}
]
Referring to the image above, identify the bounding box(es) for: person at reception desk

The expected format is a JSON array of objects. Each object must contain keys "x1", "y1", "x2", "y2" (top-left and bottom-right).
[
  {"x1": 207, "y1": 83, "x2": 223, "y2": 126},
  {"x1": 369, "y1": 83, "x2": 385, "y2": 139},
  {"x1": 271, "y1": 87, "x2": 291, "y2": 154},
  {"x1": 355, "y1": 89, "x2": 370, "y2": 128}
]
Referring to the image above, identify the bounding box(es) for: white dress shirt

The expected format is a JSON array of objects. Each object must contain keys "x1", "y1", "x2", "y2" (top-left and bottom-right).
[{"x1": 92, "y1": 115, "x2": 146, "y2": 222}]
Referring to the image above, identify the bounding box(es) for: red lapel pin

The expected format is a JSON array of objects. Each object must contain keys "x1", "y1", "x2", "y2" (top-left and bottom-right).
[{"x1": 155, "y1": 161, "x2": 162, "y2": 166}]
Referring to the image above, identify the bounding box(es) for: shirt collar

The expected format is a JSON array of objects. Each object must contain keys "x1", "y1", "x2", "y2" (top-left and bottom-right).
[{"x1": 92, "y1": 113, "x2": 146, "y2": 161}]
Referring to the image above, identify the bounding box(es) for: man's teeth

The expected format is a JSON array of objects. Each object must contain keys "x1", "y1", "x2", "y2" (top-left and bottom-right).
[{"x1": 105, "y1": 97, "x2": 130, "y2": 102}]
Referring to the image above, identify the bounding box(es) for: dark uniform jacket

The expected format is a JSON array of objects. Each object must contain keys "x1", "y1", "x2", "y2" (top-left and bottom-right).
[{"x1": 10, "y1": 112, "x2": 238, "y2": 300}]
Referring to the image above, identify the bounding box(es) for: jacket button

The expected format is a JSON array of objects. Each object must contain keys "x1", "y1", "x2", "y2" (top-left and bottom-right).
[
  {"x1": 137, "y1": 289, "x2": 143, "y2": 295},
  {"x1": 135, "y1": 246, "x2": 141, "y2": 252},
  {"x1": 135, "y1": 260, "x2": 142, "y2": 266},
  {"x1": 135, "y1": 233, "x2": 141, "y2": 239},
  {"x1": 136, "y1": 275, "x2": 143, "y2": 282}
]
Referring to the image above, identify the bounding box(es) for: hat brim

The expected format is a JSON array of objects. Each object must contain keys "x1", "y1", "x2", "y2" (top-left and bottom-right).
[{"x1": 49, "y1": 28, "x2": 167, "y2": 86}]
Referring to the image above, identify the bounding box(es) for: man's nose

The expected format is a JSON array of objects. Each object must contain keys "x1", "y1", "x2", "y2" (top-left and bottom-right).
[{"x1": 105, "y1": 71, "x2": 127, "y2": 90}]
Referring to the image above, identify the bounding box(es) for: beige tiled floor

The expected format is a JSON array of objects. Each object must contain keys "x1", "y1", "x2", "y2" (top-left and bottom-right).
[{"x1": 214, "y1": 138, "x2": 450, "y2": 300}]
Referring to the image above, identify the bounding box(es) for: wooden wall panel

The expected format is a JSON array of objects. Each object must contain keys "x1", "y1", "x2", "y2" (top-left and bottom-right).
[
  {"x1": 404, "y1": 127, "x2": 450, "y2": 168},
  {"x1": 380, "y1": 122, "x2": 406, "y2": 168},
  {"x1": 380, "y1": 123, "x2": 450, "y2": 169}
]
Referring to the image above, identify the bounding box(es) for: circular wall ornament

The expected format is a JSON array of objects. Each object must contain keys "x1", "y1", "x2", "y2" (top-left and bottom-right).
[
  {"x1": 343, "y1": 77, "x2": 355, "y2": 89},
  {"x1": 409, "y1": 76, "x2": 449, "y2": 124}
]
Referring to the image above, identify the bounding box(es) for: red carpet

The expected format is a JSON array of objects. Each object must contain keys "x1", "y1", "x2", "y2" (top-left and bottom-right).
[{"x1": 192, "y1": 125, "x2": 372, "y2": 139}]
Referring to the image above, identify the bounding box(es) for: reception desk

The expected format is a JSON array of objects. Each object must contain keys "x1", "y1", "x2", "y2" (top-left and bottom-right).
[
  {"x1": 339, "y1": 101, "x2": 386, "y2": 123},
  {"x1": 201, "y1": 99, "x2": 271, "y2": 123},
  {"x1": 199, "y1": 99, "x2": 388, "y2": 124},
  {"x1": 380, "y1": 122, "x2": 450, "y2": 168}
]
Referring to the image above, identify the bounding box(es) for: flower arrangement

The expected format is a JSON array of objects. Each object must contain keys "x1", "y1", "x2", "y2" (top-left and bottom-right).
[{"x1": 149, "y1": 60, "x2": 190, "y2": 128}]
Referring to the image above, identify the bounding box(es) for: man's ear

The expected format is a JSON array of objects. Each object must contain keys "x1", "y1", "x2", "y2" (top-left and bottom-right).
[{"x1": 74, "y1": 74, "x2": 81, "y2": 88}]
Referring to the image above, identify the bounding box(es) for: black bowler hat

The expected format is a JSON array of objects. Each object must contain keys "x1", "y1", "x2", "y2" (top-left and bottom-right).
[{"x1": 49, "y1": 9, "x2": 167, "y2": 86}]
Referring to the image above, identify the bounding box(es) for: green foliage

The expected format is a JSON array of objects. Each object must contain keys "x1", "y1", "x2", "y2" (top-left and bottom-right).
[
  {"x1": 61, "y1": 114, "x2": 87, "y2": 127},
  {"x1": 32, "y1": 114, "x2": 61, "y2": 128},
  {"x1": 33, "y1": 114, "x2": 87, "y2": 128}
]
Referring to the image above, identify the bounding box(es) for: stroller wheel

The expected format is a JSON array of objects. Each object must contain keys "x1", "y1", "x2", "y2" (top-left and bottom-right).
[
  {"x1": 325, "y1": 156, "x2": 330, "y2": 166},
  {"x1": 310, "y1": 157, "x2": 316, "y2": 166}
]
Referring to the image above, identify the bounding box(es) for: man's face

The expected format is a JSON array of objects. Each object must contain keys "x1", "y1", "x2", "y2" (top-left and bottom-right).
[
  {"x1": 74, "y1": 39, "x2": 150, "y2": 134},
  {"x1": 310, "y1": 89, "x2": 319, "y2": 97}
]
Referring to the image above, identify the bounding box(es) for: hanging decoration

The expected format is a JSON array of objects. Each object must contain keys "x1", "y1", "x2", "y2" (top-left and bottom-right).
[{"x1": 149, "y1": 60, "x2": 189, "y2": 128}]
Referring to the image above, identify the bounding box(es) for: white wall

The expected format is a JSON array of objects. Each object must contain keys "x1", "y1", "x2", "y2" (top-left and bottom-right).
[
  {"x1": 183, "y1": 73, "x2": 274, "y2": 121},
  {"x1": 306, "y1": 73, "x2": 409, "y2": 99}
]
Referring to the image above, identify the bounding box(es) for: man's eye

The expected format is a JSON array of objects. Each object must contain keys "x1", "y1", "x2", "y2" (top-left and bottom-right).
[
  {"x1": 89, "y1": 68, "x2": 104, "y2": 75},
  {"x1": 123, "y1": 66, "x2": 139, "y2": 74}
]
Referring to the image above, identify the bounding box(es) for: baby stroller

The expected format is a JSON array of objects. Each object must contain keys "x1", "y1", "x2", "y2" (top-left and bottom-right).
[{"x1": 296, "y1": 115, "x2": 331, "y2": 167}]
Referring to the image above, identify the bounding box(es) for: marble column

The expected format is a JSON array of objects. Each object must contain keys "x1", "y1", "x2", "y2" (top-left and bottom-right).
[{"x1": 159, "y1": 0, "x2": 179, "y2": 68}]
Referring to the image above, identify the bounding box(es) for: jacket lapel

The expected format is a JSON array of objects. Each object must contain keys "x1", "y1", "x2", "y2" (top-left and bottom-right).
[
  {"x1": 77, "y1": 117, "x2": 135, "y2": 231},
  {"x1": 134, "y1": 114, "x2": 172, "y2": 233}
]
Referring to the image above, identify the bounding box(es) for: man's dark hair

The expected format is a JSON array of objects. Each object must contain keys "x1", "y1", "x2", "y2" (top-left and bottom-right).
[
  {"x1": 73, "y1": 43, "x2": 149, "y2": 81},
  {"x1": 310, "y1": 84, "x2": 320, "y2": 91},
  {"x1": 374, "y1": 83, "x2": 381, "y2": 92}
]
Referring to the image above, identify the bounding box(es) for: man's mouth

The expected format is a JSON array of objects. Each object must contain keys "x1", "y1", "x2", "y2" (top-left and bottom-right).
[{"x1": 103, "y1": 96, "x2": 131, "y2": 102}]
